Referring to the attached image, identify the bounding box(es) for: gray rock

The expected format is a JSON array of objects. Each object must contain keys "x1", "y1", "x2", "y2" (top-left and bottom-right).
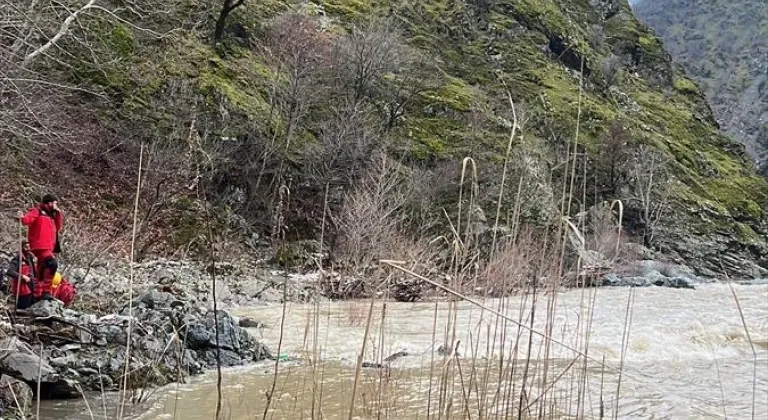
[
  {"x1": 139, "y1": 289, "x2": 178, "y2": 310},
  {"x1": 0, "y1": 375, "x2": 32, "y2": 413},
  {"x1": 27, "y1": 300, "x2": 64, "y2": 317},
  {"x1": 0, "y1": 338, "x2": 79, "y2": 399},
  {"x1": 238, "y1": 317, "x2": 263, "y2": 328},
  {"x1": 664, "y1": 276, "x2": 696, "y2": 289},
  {"x1": 743, "y1": 278, "x2": 768, "y2": 286},
  {"x1": 0, "y1": 338, "x2": 58, "y2": 383},
  {"x1": 71, "y1": 268, "x2": 87, "y2": 281}
]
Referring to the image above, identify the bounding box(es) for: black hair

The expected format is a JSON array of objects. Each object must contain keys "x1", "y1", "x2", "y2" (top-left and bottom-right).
[
  {"x1": 41, "y1": 194, "x2": 58, "y2": 204},
  {"x1": 43, "y1": 256, "x2": 58, "y2": 274}
]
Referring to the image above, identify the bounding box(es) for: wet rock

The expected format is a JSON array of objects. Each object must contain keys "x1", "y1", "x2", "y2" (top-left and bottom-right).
[
  {"x1": 0, "y1": 375, "x2": 32, "y2": 414},
  {"x1": 199, "y1": 349, "x2": 244, "y2": 367},
  {"x1": 666, "y1": 276, "x2": 696, "y2": 289},
  {"x1": 384, "y1": 350, "x2": 409, "y2": 363},
  {"x1": 238, "y1": 317, "x2": 263, "y2": 328},
  {"x1": 0, "y1": 338, "x2": 78, "y2": 398}
]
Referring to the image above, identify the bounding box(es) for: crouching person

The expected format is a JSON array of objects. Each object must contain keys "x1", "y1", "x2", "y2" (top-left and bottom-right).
[
  {"x1": 6, "y1": 241, "x2": 36, "y2": 309},
  {"x1": 51, "y1": 272, "x2": 76, "y2": 307}
]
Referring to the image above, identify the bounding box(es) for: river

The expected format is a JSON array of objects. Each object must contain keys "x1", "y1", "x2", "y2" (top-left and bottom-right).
[{"x1": 42, "y1": 283, "x2": 768, "y2": 419}]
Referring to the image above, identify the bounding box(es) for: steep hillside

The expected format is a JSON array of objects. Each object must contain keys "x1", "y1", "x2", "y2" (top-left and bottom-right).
[
  {"x1": 633, "y1": 0, "x2": 768, "y2": 169},
  {"x1": 2, "y1": 0, "x2": 767, "y2": 277}
]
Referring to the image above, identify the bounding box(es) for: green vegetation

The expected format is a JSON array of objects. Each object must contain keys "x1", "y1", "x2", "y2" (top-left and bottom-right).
[{"x1": 3, "y1": 0, "x2": 767, "y2": 275}]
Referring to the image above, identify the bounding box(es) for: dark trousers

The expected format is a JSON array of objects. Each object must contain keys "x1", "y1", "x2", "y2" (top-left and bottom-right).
[{"x1": 16, "y1": 294, "x2": 34, "y2": 310}]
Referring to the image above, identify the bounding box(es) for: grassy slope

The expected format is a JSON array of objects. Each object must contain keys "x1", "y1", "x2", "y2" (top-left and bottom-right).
[{"x1": 6, "y1": 0, "x2": 768, "y2": 275}]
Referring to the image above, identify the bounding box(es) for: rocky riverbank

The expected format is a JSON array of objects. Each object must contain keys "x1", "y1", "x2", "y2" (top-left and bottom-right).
[
  {"x1": 0, "y1": 287, "x2": 271, "y2": 416},
  {"x1": 0, "y1": 256, "x2": 331, "y2": 417}
]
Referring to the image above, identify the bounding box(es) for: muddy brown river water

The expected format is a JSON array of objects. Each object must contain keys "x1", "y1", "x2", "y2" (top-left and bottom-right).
[{"x1": 42, "y1": 283, "x2": 768, "y2": 419}]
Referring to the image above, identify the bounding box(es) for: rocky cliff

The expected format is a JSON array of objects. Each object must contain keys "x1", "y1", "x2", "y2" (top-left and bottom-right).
[{"x1": 633, "y1": 0, "x2": 768, "y2": 170}]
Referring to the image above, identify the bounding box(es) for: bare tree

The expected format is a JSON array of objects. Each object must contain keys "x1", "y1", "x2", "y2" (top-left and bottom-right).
[
  {"x1": 595, "y1": 119, "x2": 631, "y2": 196},
  {"x1": 627, "y1": 144, "x2": 671, "y2": 248},
  {"x1": 600, "y1": 54, "x2": 622, "y2": 90},
  {"x1": 377, "y1": 52, "x2": 443, "y2": 130},
  {"x1": 263, "y1": 13, "x2": 330, "y2": 151},
  {"x1": 333, "y1": 18, "x2": 406, "y2": 107}
]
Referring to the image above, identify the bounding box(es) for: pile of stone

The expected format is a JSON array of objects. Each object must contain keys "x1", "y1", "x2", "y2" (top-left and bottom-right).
[{"x1": 0, "y1": 287, "x2": 271, "y2": 413}]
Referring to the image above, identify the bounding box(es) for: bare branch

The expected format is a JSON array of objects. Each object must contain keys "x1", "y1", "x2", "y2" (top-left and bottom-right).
[{"x1": 23, "y1": 0, "x2": 99, "y2": 67}]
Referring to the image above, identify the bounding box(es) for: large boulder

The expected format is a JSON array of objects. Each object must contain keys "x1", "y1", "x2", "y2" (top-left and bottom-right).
[
  {"x1": 0, "y1": 338, "x2": 78, "y2": 399},
  {"x1": 183, "y1": 310, "x2": 271, "y2": 366},
  {"x1": 0, "y1": 338, "x2": 58, "y2": 383}
]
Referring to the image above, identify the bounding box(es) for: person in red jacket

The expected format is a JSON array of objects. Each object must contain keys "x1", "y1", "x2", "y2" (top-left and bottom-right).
[
  {"x1": 5, "y1": 241, "x2": 36, "y2": 309},
  {"x1": 19, "y1": 194, "x2": 63, "y2": 255},
  {"x1": 19, "y1": 194, "x2": 63, "y2": 301}
]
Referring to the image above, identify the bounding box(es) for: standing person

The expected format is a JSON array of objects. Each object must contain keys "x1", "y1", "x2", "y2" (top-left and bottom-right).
[
  {"x1": 19, "y1": 194, "x2": 63, "y2": 300},
  {"x1": 5, "y1": 240, "x2": 36, "y2": 309}
]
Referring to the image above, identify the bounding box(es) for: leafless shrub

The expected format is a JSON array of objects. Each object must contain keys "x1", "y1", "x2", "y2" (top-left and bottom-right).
[
  {"x1": 585, "y1": 202, "x2": 624, "y2": 261},
  {"x1": 332, "y1": 18, "x2": 408, "y2": 107},
  {"x1": 626, "y1": 144, "x2": 672, "y2": 248},
  {"x1": 601, "y1": 54, "x2": 622, "y2": 90},
  {"x1": 479, "y1": 228, "x2": 556, "y2": 295},
  {"x1": 333, "y1": 153, "x2": 411, "y2": 269}
]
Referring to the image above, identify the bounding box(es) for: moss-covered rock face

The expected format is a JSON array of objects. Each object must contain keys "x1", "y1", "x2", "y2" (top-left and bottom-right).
[
  {"x1": 25, "y1": 0, "x2": 767, "y2": 276},
  {"x1": 634, "y1": 0, "x2": 768, "y2": 172}
]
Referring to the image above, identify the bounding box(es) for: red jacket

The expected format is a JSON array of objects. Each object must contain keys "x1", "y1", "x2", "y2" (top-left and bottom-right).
[
  {"x1": 21, "y1": 205, "x2": 63, "y2": 251},
  {"x1": 7, "y1": 254, "x2": 34, "y2": 297}
]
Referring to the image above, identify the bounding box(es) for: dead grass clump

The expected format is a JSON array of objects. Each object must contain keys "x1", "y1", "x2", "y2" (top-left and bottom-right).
[{"x1": 478, "y1": 228, "x2": 547, "y2": 295}]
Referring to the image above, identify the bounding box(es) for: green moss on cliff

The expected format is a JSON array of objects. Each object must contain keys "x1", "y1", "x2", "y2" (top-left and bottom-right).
[
  {"x1": 41, "y1": 0, "x2": 767, "y2": 273},
  {"x1": 673, "y1": 77, "x2": 700, "y2": 95}
]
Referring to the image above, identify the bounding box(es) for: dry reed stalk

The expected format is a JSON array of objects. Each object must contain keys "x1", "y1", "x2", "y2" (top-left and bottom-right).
[
  {"x1": 726, "y1": 279, "x2": 758, "y2": 420},
  {"x1": 263, "y1": 276, "x2": 289, "y2": 420},
  {"x1": 117, "y1": 143, "x2": 144, "y2": 420},
  {"x1": 599, "y1": 355, "x2": 606, "y2": 419},
  {"x1": 613, "y1": 286, "x2": 636, "y2": 419},
  {"x1": 98, "y1": 365, "x2": 107, "y2": 420},
  {"x1": 75, "y1": 383, "x2": 96, "y2": 420},
  {"x1": 427, "y1": 300, "x2": 439, "y2": 419},
  {"x1": 707, "y1": 338, "x2": 729, "y2": 419},
  {"x1": 347, "y1": 297, "x2": 376, "y2": 420},
  {"x1": 6, "y1": 377, "x2": 27, "y2": 420},
  {"x1": 481, "y1": 84, "x2": 520, "y2": 415},
  {"x1": 311, "y1": 184, "x2": 329, "y2": 419},
  {"x1": 36, "y1": 340, "x2": 42, "y2": 420},
  {"x1": 375, "y1": 300, "x2": 389, "y2": 417},
  {"x1": 517, "y1": 274, "x2": 538, "y2": 420}
]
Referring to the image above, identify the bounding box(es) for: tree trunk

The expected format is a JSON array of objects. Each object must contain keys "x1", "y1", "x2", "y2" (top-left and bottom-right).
[{"x1": 213, "y1": 0, "x2": 245, "y2": 45}]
